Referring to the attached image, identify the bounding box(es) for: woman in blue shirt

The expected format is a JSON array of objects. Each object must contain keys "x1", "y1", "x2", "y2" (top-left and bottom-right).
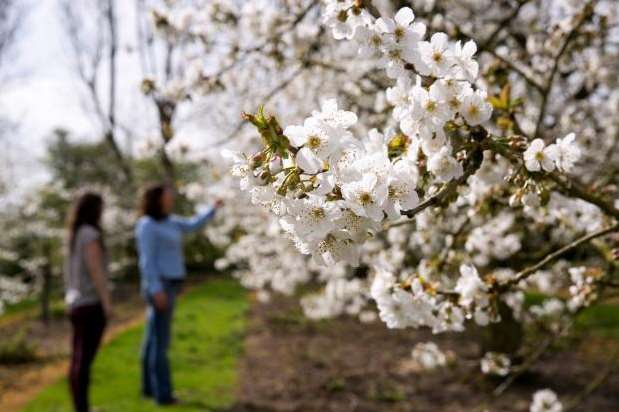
[{"x1": 136, "y1": 183, "x2": 221, "y2": 405}]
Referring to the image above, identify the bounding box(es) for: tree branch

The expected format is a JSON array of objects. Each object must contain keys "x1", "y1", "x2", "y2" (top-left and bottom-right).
[
  {"x1": 533, "y1": 1, "x2": 595, "y2": 139},
  {"x1": 399, "y1": 140, "x2": 485, "y2": 219},
  {"x1": 497, "y1": 223, "x2": 619, "y2": 291}
]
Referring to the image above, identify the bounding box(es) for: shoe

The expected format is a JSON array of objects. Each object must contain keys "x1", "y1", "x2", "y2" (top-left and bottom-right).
[{"x1": 157, "y1": 397, "x2": 180, "y2": 406}]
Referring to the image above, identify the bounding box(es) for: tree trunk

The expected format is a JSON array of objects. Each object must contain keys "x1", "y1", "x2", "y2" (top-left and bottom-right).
[
  {"x1": 480, "y1": 302, "x2": 524, "y2": 356},
  {"x1": 40, "y1": 256, "x2": 52, "y2": 324}
]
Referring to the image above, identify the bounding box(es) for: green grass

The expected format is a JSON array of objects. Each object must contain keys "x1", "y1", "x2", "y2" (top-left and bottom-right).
[
  {"x1": 526, "y1": 292, "x2": 619, "y2": 339},
  {"x1": 575, "y1": 303, "x2": 619, "y2": 339},
  {"x1": 0, "y1": 296, "x2": 65, "y2": 325},
  {"x1": 23, "y1": 277, "x2": 247, "y2": 412}
]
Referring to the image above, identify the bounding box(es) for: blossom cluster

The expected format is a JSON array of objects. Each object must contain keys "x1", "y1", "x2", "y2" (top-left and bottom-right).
[
  {"x1": 195, "y1": 0, "x2": 617, "y2": 407},
  {"x1": 530, "y1": 389, "x2": 563, "y2": 412},
  {"x1": 0, "y1": 275, "x2": 31, "y2": 315},
  {"x1": 523, "y1": 134, "x2": 581, "y2": 173},
  {"x1": 410, "y1": 342, "x2": 448, "y2": 370},
  {"x1": 227, "y1": 5, "x2": 497, "y2": 269},
  {"x1": 480, "y1": 351, "x2": 511, "y2": 376},
  {"x1": 567, "y1": 266, "x2": 600, "y2": 312}
]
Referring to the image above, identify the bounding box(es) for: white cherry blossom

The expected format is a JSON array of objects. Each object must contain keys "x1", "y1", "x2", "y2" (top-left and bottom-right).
[
  {"x1": 461, "y1": 89, "x2": 492, "y2": 126},
  {"x1": 530, "y1": 389, "x2": 563, "y2": 412},
  {"x1": 524, "y1": 139, "x2": 557, "y2": 172},
  {"x1": 382, "y1": 161, "x2": 420, "y2": 220},
  {"x1": 413, "y1": 32, "x2": 454, "y2": 77},
  {"x1": 451, "y1": 40, "x2": 479, "y2": 82},
  {"x1": 341, "y1": 173, "x2": 388, "y2": 222},
  {"x1": 455, "y1": 264, "x2": 487, "y2": 307},
  {"x1": 550, "y1": 133, "x2": 581, "y2": 173},
  {"x1": 427, "y1": 147, "x2": 463, "y2": 182}
]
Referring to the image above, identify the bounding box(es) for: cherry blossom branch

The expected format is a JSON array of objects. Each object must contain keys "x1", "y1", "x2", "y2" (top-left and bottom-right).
[
  {"x1": 487, "y1": 137, "x2": 619, "y2": 220},
  {"x1": 211, "y1": 66, "x2": 306, "y2": 147},
  {"x1": 206, "y1": 0, "x2": 319, "y2": 81},
  {"x1": 481, "y1": 48, "x2": 545, "y2": 93},
  {"x1": 547, "y1": 173, "x2": 619, "y2": 220},
  {"x1": 496, "y1": 222, "x2": 619, "y2": 291},
  {"x1": 493, "y1": 327, "x2": 559, "y2": 396},
  {"x1": 399, "y1": 141, "x2": 485, "y2": 219},
  {"x1": 451, "y1": 1, "x2": 545, "y2": 93},
  {"x1": 533, "y1": 0, "x2": 596, "y2": 139}
]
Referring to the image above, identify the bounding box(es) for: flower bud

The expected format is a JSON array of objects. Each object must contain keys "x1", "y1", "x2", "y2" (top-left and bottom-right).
[
  {"x1": 256, "y1": 170, "x2": 270, "y2": 186},
  {"x1": 508, "y1": 135, "x2": 528, "y2": 151},
  {"x1": 509, "y1": 191, "x2": 521, "y2": 208},
  {"x1": 249, "y1": 153, "x2": 264, "y2": 169},
  {"x1": 522, "y1": 191, "x2": 540, "y2": 208},
  {"x1": 268, "y1": 156, "x2": 283, "y2": 174}
]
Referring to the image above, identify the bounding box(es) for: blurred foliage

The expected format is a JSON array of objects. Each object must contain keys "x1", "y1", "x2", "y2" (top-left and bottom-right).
[
  {"x1": 0, "y1": 329, "x2": 38, "y2": 364},
  {"x1": 0, "y1": 128, "x2": 222, "y2": 315}
]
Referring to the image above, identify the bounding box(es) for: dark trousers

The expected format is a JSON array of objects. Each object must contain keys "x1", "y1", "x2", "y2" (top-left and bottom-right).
[
  {"x1": 141, "y1": 281, "x2": 180, "y2": 404},
  {"x1": 69, "y1": 303, "x2": 106, "y2": 412}
]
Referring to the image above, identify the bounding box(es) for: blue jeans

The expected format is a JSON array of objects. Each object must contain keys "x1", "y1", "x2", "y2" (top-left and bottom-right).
[{"x1": 141, "y1": 280, "x2": 180, "y2": 403}]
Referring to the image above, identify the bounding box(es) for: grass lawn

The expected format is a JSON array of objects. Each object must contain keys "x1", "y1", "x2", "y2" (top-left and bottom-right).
[{"x1": 23, "y1": 277, "x2": 247, "y2": 412}]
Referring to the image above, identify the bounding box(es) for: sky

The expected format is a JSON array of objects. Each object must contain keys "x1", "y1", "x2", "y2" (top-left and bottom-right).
[
  {"x1": 1, "y1": 1, "x2": 90, "y2": 191},
  {"x1": 0, "y1": 0, "x2": 180, "y2": 199}
]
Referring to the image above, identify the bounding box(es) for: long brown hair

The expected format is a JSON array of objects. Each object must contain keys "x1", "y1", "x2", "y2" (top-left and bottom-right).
[
  {"x1": 66, "y1": 191, "x2": 104, "y2": 254},
  {"x1": 139, "y1": 183, "x2": 170, "y2": 221}
]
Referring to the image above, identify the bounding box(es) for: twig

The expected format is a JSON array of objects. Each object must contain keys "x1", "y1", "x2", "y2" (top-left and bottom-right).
[
  {"x1": 563, "y1": 348, "x2": 619, "y2": 411},
  {"x1": 482, "y1": 48, "x2": 545, "y2": 92},
  {"x1": 211, "y1": 66, "x2": 306, "y2": 147},
  {"x1": 533, "y1": 1, "x2": 595, "y2": 139},
  {"x1": 488, "y1": 137, "x2": 619, "y2": 220},
  {"x1": 478, "y1": 0, "x2": 530, "y2": 51},
  {"x1": 497, "y1": 223, "x2": 619, "y2": 290},
  {"x1": 206, "y1": 1, "x2": 319, "y2": 81},
  {"x1": 493, "y1": 333, "x2": 556, "y2": 396},
  {"x1": 398, "y1": 144, "x2": 485, "y2": 219},
  {"x1": 449, "y1": 0, "x2": 544, "y2": 92},
  {"x1": 548, "y1": 173, "x2": 619, "y2": 220}
]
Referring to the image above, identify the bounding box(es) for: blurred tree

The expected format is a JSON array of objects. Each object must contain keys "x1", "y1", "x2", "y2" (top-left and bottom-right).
[
  {"x1": 0, "y1": 0, "x2": 23, "y2": 195},
  {"x1": 60, "y1": 0, "x2": 133, "y2": 184},
  {"x1": 47, "y1": 129, "x2": 128, "y2": 191},
  {"x1": 0, "y1": 0, "x2": 22, "y2": 76}
]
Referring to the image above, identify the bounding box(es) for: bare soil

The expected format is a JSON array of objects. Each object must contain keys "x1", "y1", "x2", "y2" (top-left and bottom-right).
[{"x1": 231, "y1": 294, "x2": 619, "y2": 412}]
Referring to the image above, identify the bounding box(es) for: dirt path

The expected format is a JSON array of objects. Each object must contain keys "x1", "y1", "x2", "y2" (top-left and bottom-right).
[
  {"x1": 231, "y1": 294, "x2": 619, "y2": 412},
  {"x1": 0, "y1": 283, "x2": 146, "y2": 412}
]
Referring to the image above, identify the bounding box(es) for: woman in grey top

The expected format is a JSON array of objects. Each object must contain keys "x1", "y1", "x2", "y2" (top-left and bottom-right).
[{"x1": 64, "y1": 192, "x2": 112, "y2": 412}]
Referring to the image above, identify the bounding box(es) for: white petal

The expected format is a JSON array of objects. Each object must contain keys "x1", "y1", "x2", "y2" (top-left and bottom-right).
[
  {"x1": 284, "y1": 125, "x2": 308, "y2": 147},
  {"x1": 530, "y1": 139, "x2": 545, "y2": 151},
  {"x1": 394, "y1": 7, "x2": 415, "y2": 27},
  {"x1": 375, "y1": 17, "x2": 395, "y2": 34},
  {"x1": 541, "y1": 156, "x2": 555, "y2": 172},
  {"x1": 296, "y1": 147, "x2": 323, "y2": 174},
  {"x1": 431, "y1": 32, "x2": 448, "y2": 49},
  {"x1": 462, "y1": 40, "x2": 477, "y2": 57},
  {"x1": 525, "y1": 158, "x2": 541, "y2": 172},
  {"x1": 399, "y1": 190, "x2": 419, "y2": 210}
]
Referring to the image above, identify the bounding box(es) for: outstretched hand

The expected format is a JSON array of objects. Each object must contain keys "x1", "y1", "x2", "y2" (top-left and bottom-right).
[
  {"x1": 214, "y1": 199, "x2": 224, "y2": 209},
  {"x1": 152, "y1": 291, "x2": 169, "y2": 312}
]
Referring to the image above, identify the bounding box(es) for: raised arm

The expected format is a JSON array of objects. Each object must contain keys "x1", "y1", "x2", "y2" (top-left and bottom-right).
[
  {"x1": 84, "y1": 240, "x2": 112, "y2": 318},
  {"x1": 170, "y1": 206, "x2": 217, "y2": 234},
  {"x1": 137, "y1": 222, "x2": 163, "y2": 296}
]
